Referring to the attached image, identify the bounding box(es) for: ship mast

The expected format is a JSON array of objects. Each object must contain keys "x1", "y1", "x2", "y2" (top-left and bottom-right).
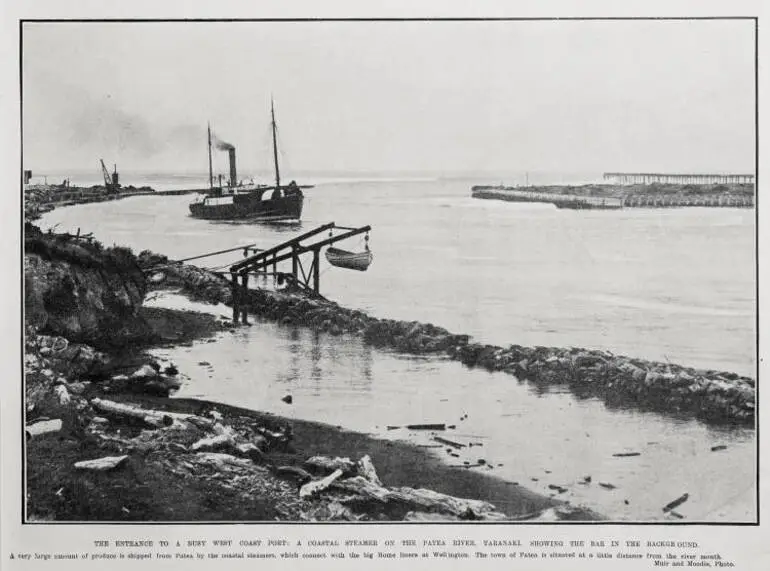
[
  {"x1": 271, "y1": 98, "x2": 281, "y2": 188},
  {"x1": 207, "y1": 122, "x2": 214, "y2": 190}
]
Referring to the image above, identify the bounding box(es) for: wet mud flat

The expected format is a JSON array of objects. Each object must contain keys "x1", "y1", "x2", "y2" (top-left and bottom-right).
[
  {"x1": 146, "y1": 255, "x2": 755, "y2": 428},
  {"x1": 25, "y1": 306, "x2": 587, "y2": 522}
]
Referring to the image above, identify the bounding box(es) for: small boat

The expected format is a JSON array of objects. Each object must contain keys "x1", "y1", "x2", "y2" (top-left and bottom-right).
[
  {"x1": 325, "y1": 247, "x2": 373, "y2": 271},
  {"x1": 189, "y1": 100, "x2": 304, "y2": 222}
]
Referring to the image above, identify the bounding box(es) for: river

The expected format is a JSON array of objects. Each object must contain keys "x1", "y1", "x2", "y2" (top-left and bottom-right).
[{"x1": 37, "y1": 174, "x2": 756, "y2": 521}]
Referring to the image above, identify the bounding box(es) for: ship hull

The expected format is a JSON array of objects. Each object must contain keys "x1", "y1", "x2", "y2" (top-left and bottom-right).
[{"x1": 189, "y1": 192, "x2": 303, "y2": 221}]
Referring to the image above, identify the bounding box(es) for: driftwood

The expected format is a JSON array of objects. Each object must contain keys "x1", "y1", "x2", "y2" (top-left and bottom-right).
[
  {"x1": 275, "y1": 466, "x2": 313, "y2": 484},
  {"x1": 332, "y1": 476, "x2": 390, "y2": 502},
  {"x1": 184, "y1": 416, "x2": 218, "y2": 432},
  {"x1": 406, "y1": 423, "x2": 445, "y2": 431},
  {"x1": 403, "y1": 511, "x2": 461, "y2": 522},
  {"x1": 234, "y1": 442, "x2": 265, "y2": 462},
  {"x1": 26, "y1": 419, "x2": 62, "y2": 438},
  {"x1": 387, "y1": 487, "x2": 503, "y2": 519},
  {"x1": 90, "y1": 398, "x2": 217, "y2": 431},
  {"x1": 330, "y1": 474, "x2": 506, "y2": 520},
  {"x1": 612, "y1": 452, "x2": 641, "y2": 457},
  {"x1": 356, "y1": 454, "x2": 382, "y2": 486},
  {"x1": 193, "y1": 452, "x2": 253, "y2": 470},
  {"x1": 304, "y1": 456, "x2": 356, "y2": 476},
  {"x1": 191, "y1": 433, "x2": 235, "y2": 452},
  {"x1": 433, "y1": 436, "x2": 465, "y2": 449},
  {"x1": 663, "y1": 493, "x2": 689, "y2": 513},
  {"x1": 90, "y1": 398, "x2": 174, "y2": 428},
  {"x1": 254, "y1": 426, "x2": 291, "y2": 450},
  {"x1": 711, "y1": 445, "x2": 728, "y2": 452},
  {"x1": 300, "y1": 469, "x2": 344, "y2": 499},
  {"x1": 74, "y1": 455, "x2": 128, "y2": 471}
]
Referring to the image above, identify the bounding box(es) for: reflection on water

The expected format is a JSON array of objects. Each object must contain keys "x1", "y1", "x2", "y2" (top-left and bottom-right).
[
  {"x1": 146, "y1": 295, "x2": 755, "y2": 522},
  {"x1": 39, "y1": 178, "x2": 756, "y2": 376},
  {"x1": 42, "y1": 176, "x2": 756, "y2": 522}
]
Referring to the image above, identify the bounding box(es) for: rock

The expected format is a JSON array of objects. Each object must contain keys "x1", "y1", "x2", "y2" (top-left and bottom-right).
[
  {"x1": 54, "y1": 385, "x2": 71, "y2": 405},
  {"x1": 281, "y1": 394, "x2": 293, "y2": 404},
  {"x1": 131, "y1": 364, "x2": 158, "y2": 379},
  {"x1": 234, "y1": 442, "x2": 265, "y2": 463},
  {"x1": 74, "y1": 455, "x2": 129, "y2": 471},
  {"x1": 66, "y1": 381, "x2": 90, "y2": 395},
  {"x1": 26, "y1": 419, "x2": 62, "y2": 438}
]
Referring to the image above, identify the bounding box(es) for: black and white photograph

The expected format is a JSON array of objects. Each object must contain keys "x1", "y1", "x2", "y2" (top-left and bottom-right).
[{"x1": 17, "y1": 15, "x2": 758, "y2": 528}]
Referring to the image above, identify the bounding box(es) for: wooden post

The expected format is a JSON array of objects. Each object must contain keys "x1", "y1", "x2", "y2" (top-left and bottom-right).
[
  {"x1": 313, "y1": 249, "x2": 320, "y2": 294},
  {"x1": 240, "y1": 273, "x2": 249, "y2": 324},
  {"x1": 273, "y1": 252, "x2": 278, "y2": 285},
  {"x1": 292, "y1": 246, "x2": 299, "y2": 280},
  {"x1": 231, "y1": 272, "x2": 239, "y2": 324}
]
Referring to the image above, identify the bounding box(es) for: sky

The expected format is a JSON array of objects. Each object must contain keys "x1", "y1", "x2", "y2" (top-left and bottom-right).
[{"x1": 22, "y1": 19, "x2": 755, "y2": 176}]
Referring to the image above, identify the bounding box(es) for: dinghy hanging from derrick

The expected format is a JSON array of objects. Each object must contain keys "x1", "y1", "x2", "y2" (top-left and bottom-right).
[
  {"x1": 324, "y1": 227, "x2": 373, "y2": 271},
  {"x1": 226, "y1": 223, "x2": 372, "y2": 323},
  {"x1": 325, "y1": 247, "x2": 373, "y2": 271}
]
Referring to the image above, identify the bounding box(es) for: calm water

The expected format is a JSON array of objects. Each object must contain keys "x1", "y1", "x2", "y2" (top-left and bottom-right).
[{"x1": 38, "y1": 175, "x2": 757, "y2": 521}]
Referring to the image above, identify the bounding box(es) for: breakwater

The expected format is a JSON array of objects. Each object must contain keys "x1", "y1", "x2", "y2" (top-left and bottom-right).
[
  {"x1": 24, "y1": 184, "x2": 157, "y2": 221},
  {"x1": 145, "y1": 256, "x2": 756, "y2": 427},
  {"x1": 472, "y1": 188, "x2": 623, "y2": 209},
  {"x1": 472, "y1": 183, "x2": 755, "y2": 209}
]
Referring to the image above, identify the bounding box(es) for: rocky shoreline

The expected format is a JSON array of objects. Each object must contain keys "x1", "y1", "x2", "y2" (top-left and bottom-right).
[
  {"x1": 144, "y1": 253, "x2": 756, "y2": 427},
  {"x1": 24, "y1": 184, "x2": 157, "y2": 221},
  {"x1": 25, "y1": 226, "x2": 591, "y2": 522},
  {"x1": 26, "y1": 326, "x2": 582, "y2": 522}
]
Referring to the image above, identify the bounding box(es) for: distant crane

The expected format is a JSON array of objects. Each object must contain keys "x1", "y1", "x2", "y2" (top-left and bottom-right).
[{"x1": 99, "y1": 159, "x2": 121, "y2": 193}]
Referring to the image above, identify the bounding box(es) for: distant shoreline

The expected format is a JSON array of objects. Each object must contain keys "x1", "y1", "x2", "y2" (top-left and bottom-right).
[{"x1": 471, "y1": 183, "x2": 755, "y2": 209}]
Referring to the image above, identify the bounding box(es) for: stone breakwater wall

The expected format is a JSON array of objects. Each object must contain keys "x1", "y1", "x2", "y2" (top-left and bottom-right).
[
  {"x1": 471, "y1": 184, "x2": 755, "y2": 209},
  {"x1": 148, "y1": 259, "x2": 755, "y2": 426}
]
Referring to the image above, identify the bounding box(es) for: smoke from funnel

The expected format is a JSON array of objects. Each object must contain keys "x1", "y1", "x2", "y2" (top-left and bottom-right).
[{"x1": 212, "y1": 132, "x2": 234, "y2": 151}]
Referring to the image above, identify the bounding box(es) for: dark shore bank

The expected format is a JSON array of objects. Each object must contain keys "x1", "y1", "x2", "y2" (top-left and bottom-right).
[
  {"x1": 24, "y1": 184, "x2": 160, "y2": 221},
  {"x1": 25, "y1": 225, "x2": 590, "y2": 522},
  {"x1": 145, "y1": 253, "x2": 756, "y2": 428}
]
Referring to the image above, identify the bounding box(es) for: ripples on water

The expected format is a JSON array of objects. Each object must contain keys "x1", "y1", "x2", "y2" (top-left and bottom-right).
[{"x1": 40, "y1": 176, "x2": 756, "y2": 521}]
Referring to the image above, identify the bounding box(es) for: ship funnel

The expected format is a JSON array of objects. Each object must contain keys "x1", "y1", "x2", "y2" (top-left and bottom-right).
[{"x1": 228, "y1": 148, "x2": 237, "y2": 187}]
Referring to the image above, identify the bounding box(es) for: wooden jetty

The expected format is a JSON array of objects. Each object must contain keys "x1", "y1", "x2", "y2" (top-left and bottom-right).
[
  {"x1": 603, "y1": 172, "x2": 755, "y2": 185},
  {"x1": 228, "y1": 223, "x2": 371, "y2": 324}
]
